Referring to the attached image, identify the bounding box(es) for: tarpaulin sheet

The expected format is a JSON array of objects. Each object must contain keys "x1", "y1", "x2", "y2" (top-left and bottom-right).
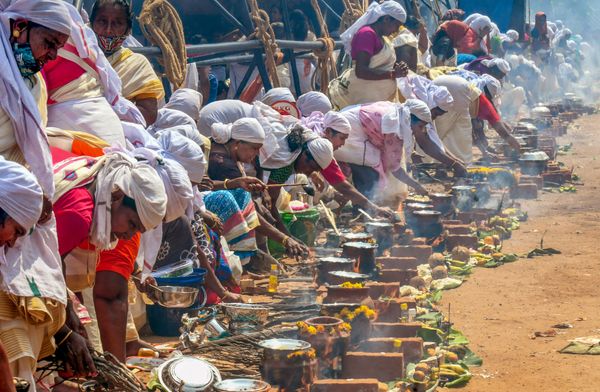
[{"x1": 459, "y1": 0, "x2": 514, "y2": 32}]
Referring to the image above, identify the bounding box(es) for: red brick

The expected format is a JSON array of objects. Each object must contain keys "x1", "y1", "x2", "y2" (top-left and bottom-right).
[
  {"x1": 442, "y1": 220, "x2": 463, "y2": 225},
  {"x1": 374, "y1": 298, "x2": 416, "y2": 322},
  {"x1": 445, "y1": 235, "x2": 479, "y2": 251},
  {"x1": 445, "y1": 224, "x2": 472, "y2": 235},
  {"x1": 366, "y1": 282, "x2": 399, "y2": 299},
  {"x1": 542, "y1": 170, "x2": 572, "y2": 185},
  {"x1": 358, "y1": 337, "x2": 424, "y2": 364},
  {"x1": 342, "y1": 352, "x2": 404, "y2": 381},
  {"x1": 457, "y1": 210, "x2": 493, "y2": 224},
  {"x1": 512, "y1": 183, "x2": 538, "y2": 199},
  {"x1": 310, "y1": 379, "x2": 379, "y2": 392},
  {"x1": 371, "y1": 322, "x2": 422, "y2": 338},
  {"x1": 390, "y1": 246, "x2": 432, "y2": 264},
  {"x1": 377, "y1": 269, "x2": 418, "y2": 285},
  {"x1": 411, "y1": 237, "x2": 427, "y2": 245},
  {"x1": 376, "y1": 256, "x2": 419, "y2": 270}
]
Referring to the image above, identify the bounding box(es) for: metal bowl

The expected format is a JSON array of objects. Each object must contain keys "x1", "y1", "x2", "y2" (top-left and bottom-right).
[
  {"x1": 154, "y1": 286, "x2": 199, "y2": 308},
  {"x1": 157, "y1": 356, "x2": 221, "y2": 392},
  {"x1": 221, "y1": 303, "x2": 271, "y2": 326},
  {"x1": 213, "y1": 379, "x2": 271, "y2": 392}
]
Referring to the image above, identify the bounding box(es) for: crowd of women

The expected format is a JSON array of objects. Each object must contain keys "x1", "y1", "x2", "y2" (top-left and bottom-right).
[{"x1": 0, "y1": 0, "x2": 592, "y2": 390}]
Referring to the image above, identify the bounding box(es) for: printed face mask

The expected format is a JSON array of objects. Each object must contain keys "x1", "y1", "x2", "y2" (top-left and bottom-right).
[
  {"x1": 97, "y1": 34, "x2": 128, "y2": 54},
  {"x1": 12, "y1": 42, "x2": 40, "y2": 78}
]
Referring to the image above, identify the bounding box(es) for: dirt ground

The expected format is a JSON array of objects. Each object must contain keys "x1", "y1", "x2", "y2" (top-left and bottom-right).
[{"x1": 441, "y1": 114, "x2": 600, "y2": 392}]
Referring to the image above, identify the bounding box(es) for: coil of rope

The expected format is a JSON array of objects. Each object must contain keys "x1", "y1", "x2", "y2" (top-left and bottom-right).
[
  {"x1": 340, "y1": 0, "x2": 368, "y2": 33},
  {"x1": 247, "y1": 0, "x2": 281, "y2": 88},
  {"x1": 310, "y1": 0, "x2": 338, "y2": 93},
  {"x1": 139, "y1": 0, "x2": 187, "y2": 89}
]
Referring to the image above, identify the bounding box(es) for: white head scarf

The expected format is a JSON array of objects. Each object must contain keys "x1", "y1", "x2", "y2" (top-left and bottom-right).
[
  {"x1": 481, "y1": 58, "x2": 511, "y2": 74},
  {"x1": 154, "y1": 124, "x2": 207, "y2": 153},
  {"x1": 156, "y1": 131, "x2": 206, "y2": 184},
  {"x1": 147, "y1": 108, "x2": 197, "y2": 135},
  {"x1": 340, "y1": 0, "x2": 407, "y2": 54},
  {"x1": 0, "y1": 0, "x2": 73, "y2": 197},
  {"x1": 469, "y1": 15, "x2": 492, "y2": 37},
  {"x1": 404, "y1": 75, "x2": 454, "y2": 112},
  {"x1": 261, "y1": 87, "x2": 296, "y2": 106},
  {"x1": 0, "y1": 156, "x2": 42, "y2": 232},
  {"x1": 297, "y1": 91, "x2": 332, "y2": 117},
  {"x1": 211, "y1": 117, "x2": 266, "y2": 145},
  {"x1": 475, "y1": 74, "x2": 501, "y2": 100},
  {"x1": 259, "y1": 124, "x2": 333, "y2": 170},
  {"x1": 504, "y1": 29, "x2": 519, "y2": 43},
  {"x1": 405, "y1": 99, "x2": 433, "y2": 123},
  {"x1": 301, "y1": 110, "x2": 352, "y2": 136},
  {"x1": 122, "y1": 121, "x2": 161, "y2": 150},
  {"x1": 306, "y1": 137, "x2": 334, "y2": 169},
  {"x1": 463, "y1": 13, "x2": 483, "y2": 26},
  {"x1": 92, "y1": 152, "x2": 167, "y2": 249},
  {"x1": 132, "y1": 148, "x2": 194, "y2": 223},
  {"x1": 164, "y1": 88, "x2": 203, "y2": 122}
]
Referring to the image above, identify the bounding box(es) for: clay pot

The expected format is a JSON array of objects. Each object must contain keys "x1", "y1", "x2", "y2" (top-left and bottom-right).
[
  {"x1": 259, "y1": 339, "x2": 317, "y2": 391},
  {"x1": 326, "y1": 271, "x2": 369, "y2": 286},
  {"x1": 317, "y1": 257, "x2": 355, "y2": 284},
  {"x1": 341, "y1": 242, "x2": 378, "y2": 275},
  {"x1": 410, "y1": 210, "x2": 442, "y2": 238}
]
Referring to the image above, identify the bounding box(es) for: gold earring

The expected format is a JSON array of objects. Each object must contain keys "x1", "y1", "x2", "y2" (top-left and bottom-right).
[{"x1": 12, "y1": 30, "x2": 20, "y2": 38}]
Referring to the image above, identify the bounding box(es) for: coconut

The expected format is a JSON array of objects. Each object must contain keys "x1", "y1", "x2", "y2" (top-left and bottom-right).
[
  {"x1": 445, "y1": 351, "x2": 459, "y2": 362},
  {"x1": 451, "y1": 246, "x2": 470, "y2": 262},
  {"x1": 409, "y1": 276, "x2": 427, "y2": 290},
  {"x1": 412, "y1": 370, "x2": 427, "y2": 382},
  {"x1": 431, "y1": 266, "x2": 448, "y2": 280},
  {"x1": 415, "y1": 362, "x2": 430, "y2": 375},
  {"x1": 428, "y1": 253, "x2": 446, "y2": 268}
]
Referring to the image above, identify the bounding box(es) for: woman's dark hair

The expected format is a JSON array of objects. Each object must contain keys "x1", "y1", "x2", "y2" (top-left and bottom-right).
[
  {"x1": 289, "y1": 9, "x2": 309, "y2": 41},
  {"x1": 0, "y1": 207, "x2": 7, "y2": 225},
  {"x1": 90, "y1": 0, "x2": 133, "y2": 31},
  {"x1": 286, "y1": 124, "x2": 306, "y2": 152},
  {"x1": 122, "y1": 195, "x2": 138, "y2": 212}
]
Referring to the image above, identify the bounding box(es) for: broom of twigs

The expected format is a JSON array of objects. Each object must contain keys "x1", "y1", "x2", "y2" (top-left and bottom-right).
[
  {"x1": 37, "y1": 350, "x2": 145, "y2": 391},
  {"x1": 182, "y1": 325, "x2": 296, "y2": 378}
]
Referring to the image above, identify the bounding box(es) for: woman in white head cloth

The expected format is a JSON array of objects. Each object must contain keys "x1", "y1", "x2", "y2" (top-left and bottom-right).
[
  {"x1": 398, "y1": 74, "x2": 468, "y2": 174},
  {"x1": 468, "y1": 15, "x2": 492, "y2": 54},
  {"x1": 89, "y1": 147, "x2": 193, "y2": 362},
  {"x1": 51, "y1": 151, "x2": 166, "y2": 368},
  {"x1": 302, "y1": 111, "x2": 397, "y2": 218},
  {"x1": 329, "y1": 0, "x2": 408, "y2": 109},
  {"x1": 432, "y1": 74, "x2": 520, "y2": 163},
  {"x1": 204, "y1": 118, "x2": 306, "y2": 263},
  {"x1": 0, "y1": 157, "x2": 48, "y2": 385},
  {"x1": 0, "y1": 0, "x2": 95, "y2": 384},
  {"x1": 464, "y1": 57, "x2": 511, "y2": 81},
  {"x1": 296, "y1": 91, "x2": 332, "y2": 117},
  {"x1": 260, "y1": 123, "x2": 336, "y2": 238},
  {"x1": 335, "y1": 99, "x2": 449, "y2": 202}
]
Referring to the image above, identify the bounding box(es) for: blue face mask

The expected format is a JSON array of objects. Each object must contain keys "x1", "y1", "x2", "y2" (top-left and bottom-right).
[{"x1": 12, "y1": 42, "x2": 40, "y2": 78}]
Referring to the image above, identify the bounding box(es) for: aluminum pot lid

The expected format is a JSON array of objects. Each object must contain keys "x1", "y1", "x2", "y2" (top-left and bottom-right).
[
  {"x1": 258, "y1": 338, "x2": 311, "y2": 351},
  {"x1": 158, "y1": 357, "x2": 220, "y2": 391},
  {"x1": 213, "y1": 378, "x2": 271, "y2": 391}
]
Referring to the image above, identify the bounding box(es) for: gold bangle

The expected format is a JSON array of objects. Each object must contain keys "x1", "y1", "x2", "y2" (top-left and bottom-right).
[
  {"x1": 57, "y1": 329, "x2": 73, "y2": 347},
  {"x1": 224, "y1": 179, "x2": 229, "y2": 190},
  {"x1": 282, "y1": 236, "x2": 290, "y2": 246}
]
